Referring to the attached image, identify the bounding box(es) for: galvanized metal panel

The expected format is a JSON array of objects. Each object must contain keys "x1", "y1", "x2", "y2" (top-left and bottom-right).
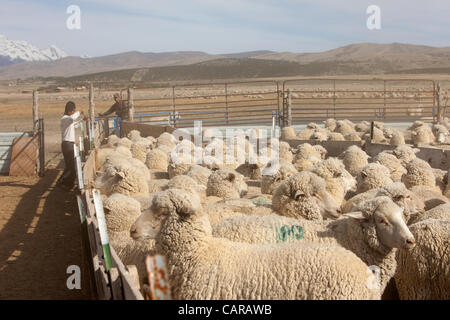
[{"x1": 0, "y1": 131, "x2": 33, "y2": 174}]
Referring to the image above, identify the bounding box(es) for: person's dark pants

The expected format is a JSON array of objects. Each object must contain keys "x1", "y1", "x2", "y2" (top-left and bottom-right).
[{"x1": 59, "y1": 141, "x2": 76, "y2": 188}]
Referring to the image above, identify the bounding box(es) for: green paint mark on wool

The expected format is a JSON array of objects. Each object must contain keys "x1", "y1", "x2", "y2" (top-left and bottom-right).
[{"x1": 276, "y1": 225, "x2": 304, "y2": 243}]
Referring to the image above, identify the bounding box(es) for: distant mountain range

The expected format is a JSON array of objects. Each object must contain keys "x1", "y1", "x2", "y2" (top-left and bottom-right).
[
  {"x1": 1, "y1": 38, "x2": 450, "y2": 81},
  {"x1": 0, "y1": 34, "x2": 67, "y2": 66}
]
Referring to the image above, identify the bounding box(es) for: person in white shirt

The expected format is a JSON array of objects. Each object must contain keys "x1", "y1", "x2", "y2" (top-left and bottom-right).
[{"x1": 57, "y1": 101, "x2": 84, "y2": 190}]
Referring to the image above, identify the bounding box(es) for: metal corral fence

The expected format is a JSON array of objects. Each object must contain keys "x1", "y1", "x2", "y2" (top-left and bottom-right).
[
  {"x1": 282, "y1": 78, "x2": 438, "y2": 124},
  {"x1": 120, "y1": 80, "x2": 281, "y2": 128},
  {"x1": 114, "y1": 78, "x2": 445, "y2": 128}
]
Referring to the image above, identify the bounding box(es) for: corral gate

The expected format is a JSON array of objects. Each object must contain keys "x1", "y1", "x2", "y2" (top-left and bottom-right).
[
  {"x1": 115, "y1": 78, "x2": 441, "y2": 128},
  {"x1": 282, "y1": 78, "x2": 437, "y2": 124}
]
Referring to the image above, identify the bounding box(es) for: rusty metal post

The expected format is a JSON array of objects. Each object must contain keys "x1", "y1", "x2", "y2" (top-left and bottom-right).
[
  {"x1": 38, "y1": 118, "x2": 45, "y2": 177},
  {"x1": 128, "y1": 87, "x2": 135, "y2": 122},
  {"x1": 32, "y1": 90, "x2": 39, "y2": 135}
]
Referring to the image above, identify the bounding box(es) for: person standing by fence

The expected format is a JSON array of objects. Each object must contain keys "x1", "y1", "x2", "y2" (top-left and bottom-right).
[
  {"x1": 57, "y1": 101, "x2": 84, "y2": 190},
  {"x1": 98, "y1": 93, "x2": 129, "y2": 119}
]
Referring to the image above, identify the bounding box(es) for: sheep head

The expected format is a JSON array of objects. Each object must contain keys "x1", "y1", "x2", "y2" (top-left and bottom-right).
[{"x1": 344, "y1": 196, "x2": 415, "y2": 253}]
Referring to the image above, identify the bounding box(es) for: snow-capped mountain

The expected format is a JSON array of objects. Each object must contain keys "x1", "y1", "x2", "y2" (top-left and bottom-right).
[{"x1": 0, "y1": 34, "x2": 68, "y2": 66}]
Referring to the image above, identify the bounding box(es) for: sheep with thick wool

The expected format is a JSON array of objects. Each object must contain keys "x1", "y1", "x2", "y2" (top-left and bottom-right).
[
  {"x1": 373, "y1": 152, "x2": 407, "y2": 182},
  {"x1": 164, "y1": 174, "x2": 206, "y2": 198},
  {"x1": 261, "y1": 162, "x2": 297, "y2": 195},
  {"x1": 409, "y1": 185, "x2": 449, "y2": 211},
  {"x1": 145, "y1": 148, "x2": 169, "y2": 171},
  {"x1": 389, "y1": 145, "x2": 420, "y2": 167},
  {"x1": 206, "y1": 168, "x2": 248, "y2": 199},
  {"x1": 130, "y1": 139, "x2": 153, "y2": 163},
  {"x1": 402, "y1": 158, "x2": 436, "y2": 189},
  {"x1": 272, "y1": 171, "x2": 341, "y2": 221},
  {"x1": 356, "y1": 163, "x2": 393, "y2": 193},
  {"x1": 149, "y1": 189, "x2": 380, "y2": 300},
  {"x1": 95, "y1": 161, "x2": 149, "y2": 197},
  {"x1": 116, "y1": 137, "x2": 133, "y2": 149},
  {"x1": 339, "y1": 145, "x2": 370, "y2": 177},
  {"x1": 310, "y1": 157, "x2": 356, "y2": 205},
  {"x1": 395, "y1": 218, "x2": 450, "y2": 300},
  {"x1": 185, "y1": 164, "x2": 212, "y2": 186},
  {"x1": 342, "y1": 182, "x2": 425, "y2": 224},
  {"x1": 296, "y1": 128, "x2": 314, "y2": 140},
  {"x1": 281, "y1": 126, "x2": 297, "y2": 140},
  {"x1": 156, "y1": 132, "x2": 177, "y2": 148},
  {"x1": 213, "y1": 196, "x2": 416, "y2": 293}
]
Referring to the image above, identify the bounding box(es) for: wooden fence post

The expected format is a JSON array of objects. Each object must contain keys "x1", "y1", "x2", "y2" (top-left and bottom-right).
[
  {"x1": 286, "y1": 89, "x2": 292, "y2": 127},
  {"x1": 436, "y1": 82, "x2": 444, "y2": 123},
  {"x1": 128, "y1": 87, "x2": 135, "y2": 122},
  {"x1": 32, "y1": 90, "x2": 39, "y2": 134}
]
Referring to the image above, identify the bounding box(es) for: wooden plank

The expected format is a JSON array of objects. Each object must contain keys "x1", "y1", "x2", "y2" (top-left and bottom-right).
[
  {"x1": 109, "y1": 268, "x2": 124, "y2": 300},
  {"x1": 9, "y1": 135, "x2": 39, "y2": 176},
  {"x1": 110, "y1": 247, "x2": 144, "y2": 300}
]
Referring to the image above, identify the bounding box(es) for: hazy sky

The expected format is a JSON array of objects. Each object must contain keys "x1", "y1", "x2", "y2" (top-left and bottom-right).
[{"x1": 2, "y1": 0, "x2": 450, "y2": 57}]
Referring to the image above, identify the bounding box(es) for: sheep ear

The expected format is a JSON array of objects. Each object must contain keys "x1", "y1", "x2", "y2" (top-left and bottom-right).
[
  {"x1": 361, "y1": 171, "x2": 367, "y2": 178},
  {"x1": 343, "y1": 211, "x2": 366, "y2": 220},
  {"x1": 116, "y1": 171, "x2": 125, "y2": 179},
  {"x1": 227, "y1": 173, "x2": 236, "y2": 182}
]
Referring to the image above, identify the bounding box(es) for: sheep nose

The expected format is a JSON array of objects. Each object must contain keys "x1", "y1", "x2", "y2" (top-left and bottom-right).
[{"x1": 405, "y1": 238, "x2": 416, "y2": 248}]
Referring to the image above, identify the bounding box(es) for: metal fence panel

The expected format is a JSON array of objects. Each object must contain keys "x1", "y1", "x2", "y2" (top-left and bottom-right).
[{"x1": 0, "y1": 132, "x2": 33, "y2": 174}]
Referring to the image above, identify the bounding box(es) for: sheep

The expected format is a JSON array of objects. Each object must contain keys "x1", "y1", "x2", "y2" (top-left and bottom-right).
[
  {"x1": 261, "y1": 163, "x2": 297, "y2": 195},
  {"x1": 296, "y1": 128, "x2": 314, "y2": 140},
  {"x1": 395, "y1": 219, "x2": 450, "y2": 300},
  {"x1": 311, "y1": 130, "x2": 329, "y2": 141},
  {"x1": 164, "y1": 174, "x2": 206, "y2": 198},
  {"x1": 306, "y1": 122, "x2": 321, "y2": 130},
  {"x1": 105, "y1": 134, "x2": 120, "y2": 148},
  {"x1": 206, "y1": 168, "x2": 248, "y2": 199},
  {"x1": 356, "y1": 163, "x2": 393, "y2": 193},
  {"x1": 389, "y1": 131, "x2": 406, "y2": 146},
  {"x1": 127, "y1": 129, "x2": 141, "y2": 142},
  {"x1": 292, "y1": 143, "x2": 323, "y2": 170},
  {"x1": 310, "y1": 158, "x2": 356, "y2": 205},
  {"x1": 334, "y1": 120, "x2": 356, "y2": 136},
  {"x1": 328, "y1": 132, "x2": 346, "y2": 141},
  {"x1": 344, "y1": 132, "x2": 362, "y2": 141},
  {"x1": 202, "y1": 197, "x2": 275, "y2": 225},
  {"x1": 432, "y1": 124, "x2": 449, "y2": 144},
  {"x1": 324, "y1": 118, "x2": 337, "y2": 131},
  {"x1": 96, "y1": 147, "x2": 114, "y2": 169},
  {"x1": 212, "y1": 196, "x2": 416, "y2": 293},
  {"x1": 408, "y1": 202, "x2": 450, "y2": 225},
  {"x1": 390, "y1": 145, "x2": 420, "y2": 167},
  {"x1": 281, "y1": 126, "x2": 297, "y2": 140},
  {"x1": 411, "y1": 126, "x2": 435, "y2": 146},
  {"x1": 116, "y1": 137, "x2": 133, "y2": 149},
  {"x1": 156, "y1": 132, "x2": 177, "y2": 148},
  {"x1": 272, "y1": 171, "x2": 341, "y2": 221},
  {"x1": 145, "y1": 148, "x2": 169, "y2": 171},
  {"x1": 278, "y1": 141, "x2": 294, "y2": 163},
  {"x1": 339, "y1": 145, "x2": 370, "y2": 177},
  {"x1": 167, "y1": 153, "x2": 194, "y2": 179},
  {"x1": 362, "y1": 127, "x2": 386, "y2": 144},
  {"x1": 373, "y1": 152, "x2": 407, "y2": 182},
  {"x1": 95, "y1": 161, "x2": 149, "y2": 197},
  {"x1": 149, "y1": 189, "x2": 380, "y2": 300},
  {"x1": 103, "y1": 194, "x2": 145, "y2": 266},
  {"x1": 185, "y1": 165, "x2": 212, "y2": 186},
  {"x1": 410, "y1": 185, "x2": 449, "y2": 211},
  {"x1": 342, "y1": 182, "x2": 425, "y2": 224},
  {"x1": 312, "y1": 144, "x2": 327, "y2": 159},
  {"x1": 112, "y1": 146, "x2": 133, "y2": 159},
  {"x1": 402, "y1": 158, "x2": 436, "y2": 189},
  {"x1": 433, "y1": 168, "x2": 448, "y2": 192},
  {"x1": 130, "y1": 139, "x2": 153, "y2": 163},
  {"x1": 355, "y1": 121, "x2": 371, "y2": 133}
]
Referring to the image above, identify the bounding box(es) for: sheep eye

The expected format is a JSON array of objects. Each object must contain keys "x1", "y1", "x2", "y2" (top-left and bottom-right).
[
  {"x1": 295, "y1": 193, "x2": 306, "y2": 200},
  {"x1": 274, "y1": 177, "x2": 281, "y2": 182},
  {"x1": 334, "y1": 172, "x2": 343, "y2": 178},
  {"x1": 379, "y1": 219, "x2": 389, "y2": 226}
]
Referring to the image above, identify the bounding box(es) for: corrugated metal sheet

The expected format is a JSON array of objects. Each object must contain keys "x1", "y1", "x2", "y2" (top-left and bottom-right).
[{"x1": 0, "y1": 132, "x2": 33, "y2": 174}]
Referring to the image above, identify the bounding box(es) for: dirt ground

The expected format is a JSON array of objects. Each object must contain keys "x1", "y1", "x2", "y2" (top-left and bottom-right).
[{"x1": 0, "y1": 155, "x2": 92, "y2": 299}]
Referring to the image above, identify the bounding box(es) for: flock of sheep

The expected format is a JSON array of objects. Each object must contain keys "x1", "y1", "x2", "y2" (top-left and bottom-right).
[
  {"x1": 92, "y1": 118, "x2": 449, "y2": 300},
  {"x1": 281, "y1": 118, "x2": 450, "y2": 146}
]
